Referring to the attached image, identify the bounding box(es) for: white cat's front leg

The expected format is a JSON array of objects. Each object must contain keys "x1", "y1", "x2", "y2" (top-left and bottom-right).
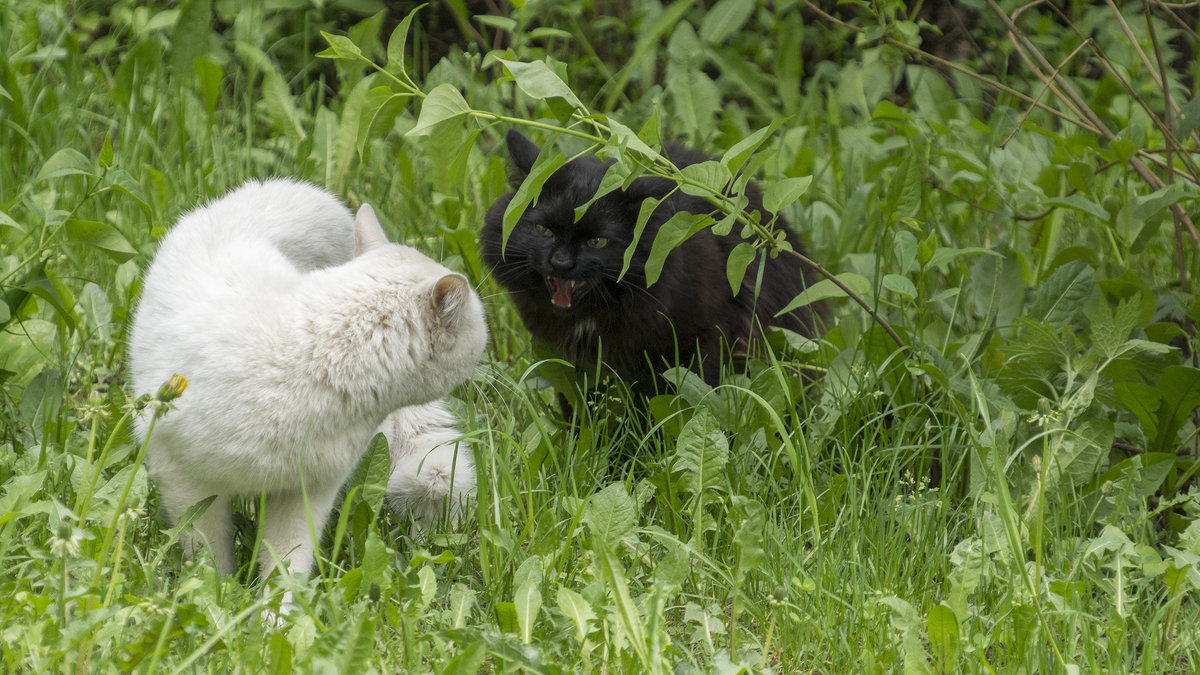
[
  {"x1": 381, "y1": 401, "x2": 476, "y2": 530},
  {"x1": 155, "y1": 471, "x2": 236, "y2": 574},
  {"x1": 257, "y1": 482, "x2": 340, "y2": 577}
]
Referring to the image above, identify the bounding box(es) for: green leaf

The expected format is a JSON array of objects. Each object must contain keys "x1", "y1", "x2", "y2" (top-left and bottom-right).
[
  {"x1": 449, "y1": 583, "x2": 476, "y2": 629},
  {"x1": 762, "y1": 176, "x2": 812, "y2": 214},
  {"x1": 194, "y1": 57, "x2": 224, "y2": 115},
  {"x1": 673, "y1": 407, "x2": 729, "y2": 495},
  {"x1": 882, "y1": 273, "x2": 917, "y2": 299},
  {"x1": 344, "y1": 432, "x2": 391, "y2": 513},
  {"x1": 607, "y1": 117, "x2": 661, "y2": 161},
  {"x1": 1152, "y1": 366, "x2": 1200, "y2": 454},
  {"x1": 406, "y1": 83, "x2": 471, "y2": 137},
  {"x1": 356, "y1": 86, "x2": 410, "y2": 159},
  {"x1": 1051, "y1": 418, "x2": 1111, "y2": 489},
  {"x1": 699, "y1": 0, "x2": 755, "y2": 43},
  {"x1": 501, "y1": 148, "x2": 567, "y2": 250},
  {"x1": 924, "y1": 246, "x2": 1002, "y2": 270},
  {"x1": 0, "y1": 209, "x2": 25, "y2": 233},
  {"x1": 678, "y1": 160, "x2": 732, "y2": 198},
  {"x1": 386, "y1": 4, "x2": 425, "y2": 75},
  {"x1": 719, "y1": 120, "x2": 784, "y2": 176},
  {"x1": 581, "y1": 482, "x2": 637, "y2": 549},
  {"x1": 65, "y1": 218, "x2": 137, "y2": 262},
  {"x1": 36, "y1": 148, "x2": 97, "y2": 182},
  {"x1": 726, "y1": 242, "x2": 756, "y2": 295},
  {"x1": 316, "y1": 31, "x2": 364, "y2": 61},
  {"x1": 496, "y1": 58, "x2": 583, "y2": 111},
  {"x1": 885, "y1": 153, "x2": 921, "y2": 219},
  {"x1": 776, "y1": 273, "x2": 871, "y2": 316},
  {"x1": 556, "y1": 587, "x2": 597, "y2": 643},
  {"x1": 169, "y1": 0, "x2": 211, "y2": 77},
  {"x1": 731, "y1": 496, "x2": 765, "y2": 578},
  {"x1": 1043, "y1": 194, "x2": 1110, "y2": 221},
  {"x1": 513, "y1": 557, "x2": 543, "y2": 644},
  {"x1": 645, "y1": 211, "x2": 712, "y2": 286},
  {"x1": 926, "y1": 604, "x2": 960, "y2": 668},
  {"x1": 620, "y1": 197, "x2": 661, "y2": 282},
  {"x1": 1028, "y1": 259, "x2": 1094, "y2": 325}
]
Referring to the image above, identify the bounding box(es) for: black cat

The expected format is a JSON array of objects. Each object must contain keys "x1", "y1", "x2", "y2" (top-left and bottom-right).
[{"x1": 481, "y1": 130, "x2": 825, "y2": 388}]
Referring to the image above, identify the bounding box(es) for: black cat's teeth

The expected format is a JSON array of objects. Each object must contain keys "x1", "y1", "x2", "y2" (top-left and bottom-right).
[{"x1": 546, "y1": 276, "x2": 579, "y2": 308}]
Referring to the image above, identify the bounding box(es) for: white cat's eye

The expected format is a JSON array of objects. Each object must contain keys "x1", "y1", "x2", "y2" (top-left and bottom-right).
[
  {"x1": 585, "y1": 237, "x2": 609, "y2": 249},
  {"x1": 533, "y1": 223, "x2": 554, "y2": 237}
]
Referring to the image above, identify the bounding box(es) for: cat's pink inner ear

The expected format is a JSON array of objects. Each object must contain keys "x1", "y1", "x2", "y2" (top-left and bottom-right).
[
  {"x1": 431, "y1": 274, "x2": 469, "y2": 318},
  {"x1": 354, "y1": 203, "x2": 390, "y2": 255}
]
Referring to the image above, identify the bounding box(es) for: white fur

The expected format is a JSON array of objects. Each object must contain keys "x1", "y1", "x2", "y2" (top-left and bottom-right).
[{"x1": 128, "y1": 178, "x2": 487, "y2": 577}]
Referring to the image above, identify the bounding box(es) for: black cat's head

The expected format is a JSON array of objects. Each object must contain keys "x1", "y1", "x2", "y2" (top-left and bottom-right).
[{"x1": 482, "y1": 131, "x2": 661, "y2": 313}]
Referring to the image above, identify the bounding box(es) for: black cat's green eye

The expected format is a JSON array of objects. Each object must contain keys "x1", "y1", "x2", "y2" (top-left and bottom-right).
[
  {"x1": 585, "y1": 237, "x2": 609, "y2": 249},
  {"x1": 533, "y1": 224, "x2": 554, "y2": 237}
]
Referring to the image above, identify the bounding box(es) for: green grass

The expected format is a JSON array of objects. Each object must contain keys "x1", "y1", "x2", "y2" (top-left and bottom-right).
[{"x1": 3, "y1": 0, "x2": 1200, "y2": 672}]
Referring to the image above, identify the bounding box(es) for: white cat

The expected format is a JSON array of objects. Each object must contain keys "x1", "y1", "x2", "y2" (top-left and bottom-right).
[{"x1": 128, "y1": 178, "x2": 487, "y2": 577}]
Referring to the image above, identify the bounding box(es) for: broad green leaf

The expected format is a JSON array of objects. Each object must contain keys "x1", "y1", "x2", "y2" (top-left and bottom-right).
[
  {"x1": 885, "y1": 153, "x2": 921, "y2": 219},
  {"x1": 645, "y1": 211, "x2": 712, "y2": 286},
  {"x1": 514, "y1": 576, "x2": 542, "y2": 643},
  {"x1": 1028, "y1": 259, "x2": 1093, "y2": 325},
  {"x1": 496, "y1": 58, "x2": 583, "y2": 111},
  {"x1": 581, "y1": 482, "x2": 637, "y2": 549},
  {"x1": 726, "y1": 242, "x2": 756, "y2": 294},
  {"x1": 356, "y1": 86, "x2": 411, "y2": 159},
  {"x1": 699, "y1": 0, "x2": 755, "y2": 43},
  {"x1": 1051, "y1": 418, "x2": 1111, "y2": 489},
  {"x1": 666, "y1": 24, "x2": 720, "y2": 138},
  {"x1": 607, "y1": 117, "x2": 661, "y2": 161},
  {"x1": 673, "y1": 407, "x2": 729, "y2": 494},
  {"x1": 449, "y1": 583, "x2": 476, "y2": 628},
  {"x1": 762, "y1": 176, "x2": 812, "y2": 214},
  {"x1": 776, "y1": 273, "x2": 871, "y2": 316},
  {"x1": 556, "y1": 587, "x2": 596, "y2": 642},
  {"x1": 678, "y1": 160, "x2": 732, "y2": 198},
  {"x1": 731, "y1": 496, "x2": 765, "y2": 577},
  {"x1": 78, "y1": 283, "x2": 114, "y2": 344},
  {"x1": 406, "y1": 83, "x2": 471, "y2": 137},
  {"x1": 882, "y1": 273, "x2": 917, "y2": 299},
  {"x1": 36, "y1": 148, "x2": 97, "y2": 182},
  {"x1": 416, "y1": 565, "x2": 437, "y2": 610},
  {"x1": 1152, "y1": 366, "x2": 1200, "y2": 454},
  {"x1": 926, "y1": 604, "x2": 960, "y2": 667},
  {"x1": 344, "y1": 432, "x2": 391, "y2": 513},
  {"x1": 361, "y1": 529, "x2": 392, "y2": 594},
  {"x1": 65, "y1": 218, "x2": 137, "y2": 262}
]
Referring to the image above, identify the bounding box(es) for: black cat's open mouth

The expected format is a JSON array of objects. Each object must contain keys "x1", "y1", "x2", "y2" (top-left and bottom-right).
[{"x1": 545, "y1": 276, "x2": 582, "y2": 308}]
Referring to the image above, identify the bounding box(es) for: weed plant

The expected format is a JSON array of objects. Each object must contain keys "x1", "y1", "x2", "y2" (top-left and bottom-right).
[{"x1": 2, "y1": 0, "x2": 1200, "y2": 672}]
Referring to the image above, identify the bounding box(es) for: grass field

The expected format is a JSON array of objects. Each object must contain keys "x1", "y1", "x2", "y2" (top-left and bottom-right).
[{"x1": 2, "y1": 0, "x2": 1200, "y2": 672}]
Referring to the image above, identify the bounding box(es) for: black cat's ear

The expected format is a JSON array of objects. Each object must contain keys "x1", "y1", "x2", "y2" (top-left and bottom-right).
[{"x1": 505, "y1": 130, "x2": 541, "y2": 178}]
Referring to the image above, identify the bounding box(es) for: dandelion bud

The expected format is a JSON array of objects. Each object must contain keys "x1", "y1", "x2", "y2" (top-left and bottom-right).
[{"x1": 156, "y1": 374, "x2": 188, "y2": 402}]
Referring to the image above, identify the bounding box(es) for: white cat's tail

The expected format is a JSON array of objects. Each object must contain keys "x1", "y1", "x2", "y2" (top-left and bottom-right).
[{"x1": 380, "y1": 401, "x2": 476, "y2": 531}]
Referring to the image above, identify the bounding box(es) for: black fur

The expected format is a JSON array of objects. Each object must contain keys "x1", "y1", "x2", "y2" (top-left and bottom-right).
[{"x1": 481, "y1": 130, "x2": 825, "y2": 386}]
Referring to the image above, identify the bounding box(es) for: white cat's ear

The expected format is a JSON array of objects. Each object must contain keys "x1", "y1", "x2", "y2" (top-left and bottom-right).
[
  {"x1": 354, "y1": 203, "x2": 390, "y2": 255},
  {"x1": 430, "y1": 274, "x2": 470, "y2": 323}
]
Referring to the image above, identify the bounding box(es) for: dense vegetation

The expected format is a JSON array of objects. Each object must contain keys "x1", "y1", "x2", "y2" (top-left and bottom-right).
[{"x1": 2, "y1": 0, "x2": 1199, "y2": 671}]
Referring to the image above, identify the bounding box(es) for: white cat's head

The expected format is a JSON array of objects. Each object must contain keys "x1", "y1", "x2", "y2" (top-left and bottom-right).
[{"x1": 304, "y1": 203, "x2": 488, "y2": 412}]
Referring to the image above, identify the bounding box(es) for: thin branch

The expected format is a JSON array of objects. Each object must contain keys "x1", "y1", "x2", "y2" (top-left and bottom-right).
[
  {"x1": 782, "y1": 248, "x2": 907, "y2": 350},
  {"x1": 1000, "y1": 39, "x2": 1093, "y2": 147}
]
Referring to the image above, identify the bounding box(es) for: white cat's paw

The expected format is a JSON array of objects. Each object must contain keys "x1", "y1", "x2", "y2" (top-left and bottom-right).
[{"x1": 386, "y1": 441, "x2": 476, "y2": 533}]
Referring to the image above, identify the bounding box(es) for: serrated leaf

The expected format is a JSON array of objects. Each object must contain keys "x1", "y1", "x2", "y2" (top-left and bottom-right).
[
  {"x1": 496, "y1": 58, "x2": 583, "y2": 111},
  {"x1": 65, "y1": 219, "x2": 137, "y2": 262},
  {"x1": 762, "y1": 176, "x2": 812, "y2": 213},
  {"x1": 416, "y1": 565, "x2": 436, "y2": 610},
  {"x1": 581, "y1": 482, "x2": 637, "y2": 549},
  {"x1": 406, "y1": 83, "x2": 471, "y2": 137},
  {"x1": 726, "y1": 242, "x2": 756, "y2": 294},
  {"x1": 36, "y1": 148, "x2": 97, "y2": 182},
  {"x1": 1051, "y1": 417, "x2": 1111, "y2": 489},
  {"x1": 673, "y1": 408, "x2": 729, "y2": 495}
]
